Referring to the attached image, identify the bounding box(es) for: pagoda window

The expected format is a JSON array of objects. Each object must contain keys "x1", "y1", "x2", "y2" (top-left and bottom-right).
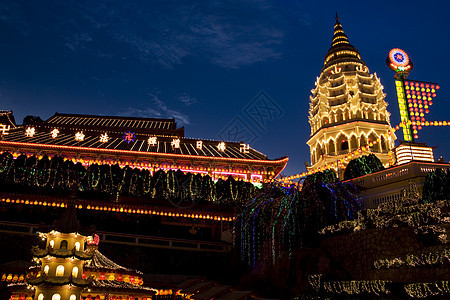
[
  {"x1": 336, "y1": 110, "x2": 343, "y2": 122},
  {"x1": 350, "y1": 136, "x2": 358, "y2": 151},
  {"x1": 38, "y1": 294, "x2": 44, "y2": 300},
  {"x1": 69, "y1": 295, "x2": 77, "y2": 300},
  {"x1": 381, "y1": 136, "x2": 387, "y2": 151},
  {"x1": 322, "y1": 117, "x2": 329, "y2": 126},
  {"x1": 55, "y1": 265, "x2": 64, "y2": 277},
  {"x1": 72, "y1": 266, "x2": 79, "y2": 278},
  {"x1": 60, "y1": 240, "x2": 68, "y2": 249},
  {"x1": 368, "y1": 133, "x2": 378, "y2": 152},
  {"x1": 328, "y1": 140, "x2": 336, "y2": 155},
  {"x1": 337, "y1": 134, "x2": 348, "y2": 152},
  {"x1": 360, "y1": 135, "x2": 367, "y2": 148},
  {"x1": 52, "y1": 294, "x2": 61, "y2": 300},
  {"x1": 75, "y1": 241, "x2": 81, "y2": 251},
  {"x1": 49, "y1": 240, "x2": 54, "y2": 248},
  {"x1": 43, "y1": 265, "x2": 49, "y2": 275}
]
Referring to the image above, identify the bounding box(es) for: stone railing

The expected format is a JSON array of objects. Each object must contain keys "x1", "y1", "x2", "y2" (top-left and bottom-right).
[{"x1": 346, "y1": 161, "x2": 450, "y2": 209}]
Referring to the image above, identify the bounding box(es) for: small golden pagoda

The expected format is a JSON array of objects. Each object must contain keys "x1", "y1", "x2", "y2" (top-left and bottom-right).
[{"x1": 8, "y1": 205, "x2": 155, "y2": 300}]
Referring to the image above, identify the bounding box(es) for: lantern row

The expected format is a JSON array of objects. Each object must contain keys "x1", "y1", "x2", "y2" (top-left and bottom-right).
[{"x1": 0, "y1": 198, "x2": 235, "y2": 222}]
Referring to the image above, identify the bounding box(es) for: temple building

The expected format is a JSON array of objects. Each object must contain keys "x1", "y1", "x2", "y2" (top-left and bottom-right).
[
  {"x1": 8, "y1": 205, "x2": 155, "y2": 300},
  {"x1": 307, "y1": 16, "x2": 396, "y2": 174},
  {"x1": 0, "y1": 112, "x2": 287, "y2": 183}
]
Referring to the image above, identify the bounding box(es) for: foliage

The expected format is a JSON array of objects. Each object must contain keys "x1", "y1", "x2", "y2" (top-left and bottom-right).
[
  {"x1": 22, "y1": 115, "x2": 44, "y2": 126},
  {"x1": 343, "y1": 154, "x2": 384, "y2": 180},
  {"x1": 320, "y1": 182, "x2": 450, "y2": 245},
  {"x1": 422, "y1": 168, "x2": 450, "y2": 203},
  {"x1": 0, "y1": 151, "x2": 256, "y2": 207},
  {"x1": 238, "y1": 170, "x2": 360, "y2": 267}
]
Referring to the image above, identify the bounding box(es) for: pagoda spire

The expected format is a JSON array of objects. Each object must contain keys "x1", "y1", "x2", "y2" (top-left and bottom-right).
[{"x1": 322, "y1": 15, "x2": 364, "y2": 70}]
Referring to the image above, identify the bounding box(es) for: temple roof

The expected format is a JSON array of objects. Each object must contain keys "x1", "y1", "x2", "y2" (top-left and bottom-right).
[
  {"x1": 0, "y1": 110, "x2": 16, "y2": 128},
  {"x1": 322, "y1": 14, "x2": 366, "y2": 70},
  {"x1": 29, "y1": 113, "x2": 185, "y2": 137},
  {"x1": 86, "y1": 250, "x2": 141, "y2": 274},
  {"x1": 2, "y1": 127, "x2": 274, "y2": 161}
]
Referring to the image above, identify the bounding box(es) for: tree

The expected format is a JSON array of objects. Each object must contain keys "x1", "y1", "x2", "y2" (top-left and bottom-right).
[{"x1": 343, "y1": 154, "x2": 384, "y2": 180}]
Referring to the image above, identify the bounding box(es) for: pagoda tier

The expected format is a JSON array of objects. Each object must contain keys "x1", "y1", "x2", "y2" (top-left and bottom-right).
[
  {"x1": 307, "y1": 16, "x2": 396, "y2": 174},
  {"x1": 0, "y1": 113, "x2": 288, "y2": 183}
]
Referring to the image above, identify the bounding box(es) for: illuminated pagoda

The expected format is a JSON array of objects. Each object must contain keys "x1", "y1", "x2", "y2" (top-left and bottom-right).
[
  {"x1": 9, "y1": 206, "x2": 155, "y2": 300},
  {"x1": 0, "y1": 112, "x2": 287, "y2": 183},
  {"x1": 307, "y1": 15, "x2": 396, "y2": 174}
]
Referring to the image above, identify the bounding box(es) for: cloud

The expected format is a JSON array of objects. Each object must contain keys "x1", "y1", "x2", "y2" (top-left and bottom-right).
[
  {"x1": 117, "y1": 94, "x2": 190, "y2": 126},
  {"x1": 0, "y1": 0, "x2": 292, "y2": 69},
  {"x1": 178, "y1": 94, "x2": 197, "y2": 106}
]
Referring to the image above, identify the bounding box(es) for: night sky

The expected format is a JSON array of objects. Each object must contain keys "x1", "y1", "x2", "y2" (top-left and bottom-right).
[{"x1": 0, "y1": 0, "x2": 449, "y2": 175}]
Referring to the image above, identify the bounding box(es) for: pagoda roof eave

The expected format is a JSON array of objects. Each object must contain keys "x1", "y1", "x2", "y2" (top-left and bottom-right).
[
  {"x1": 0, "y1": 140, "x2": 289, "y2": 166},
  {"x1": 307, "y1": 119, "x2": 391, "y2": 143}
]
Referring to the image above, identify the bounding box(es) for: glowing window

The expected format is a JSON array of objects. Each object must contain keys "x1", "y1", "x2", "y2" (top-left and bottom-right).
[
  {"x1": 72, "y1": 266, "x2": 79, "y2": 278},
  {"x1": 74, "y1": 241, "x2": 80, "y2": 251},
  {"x1": 60, "y1": 240, "x2": 68, "y2": 249},
  {"x1": 55, "y1": 265, "x2": 64, "y2": 277},
  {"x1": 49, "y1": 240, "x2": 54, "y2": 248},
  {"x1": 38, "y1": 294, "x2": 44, "y2": 300},
  {"x1": 43, "y1": 265, "x2": 49, "y2": 275},
  {"x1": 52, "y1": 294, "x2": 61, "y2": 300},
  {"x1": 69, "y1": 295, "x2": 77, "y2": 300}
]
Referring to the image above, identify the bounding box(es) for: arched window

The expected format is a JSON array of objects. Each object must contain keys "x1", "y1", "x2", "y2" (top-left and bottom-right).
[
  {"x1": 52, "y1": 294, "x2": 61, "y2": 300},
  {"x1": 69, "y1": 295, "x2": 77, "y2": 300},
  {"x1": 49, "y1": 240, "x2": 54, "y2": 248},
  {"x1": 60, "y1": 240, "x2": 68, "y2": 249},
  {"x1": 368, "y1": 133, "x2": 378, "y2": 152},
  {"x1": 350, "y1": 135, "x2": 358, "y2": 151},
  {"x1": 74, "y1": 242, "x2": 80, "y2": 251},
  {"x1": 72, "y1": 266, "x2": 79, "y2": 278},
  {"x1": 55, "y1": 265, "x2": 64, "y2": 277},
  {"x1": 381, "y1": 136, "x2": 387, "y2": 151},
  {"x1": 328, "y1": 140, "x2": 335, "y2": 155},
  {"x1": 43, "y1": 265, "x2": 49, "y2": 275},
  {"x1": 38, "y1": 294, "x2": 44, "y2": 300}
]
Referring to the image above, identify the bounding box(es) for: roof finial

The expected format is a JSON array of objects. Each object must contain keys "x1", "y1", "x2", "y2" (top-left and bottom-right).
[{"x1": 335, "y1": 12, "x2": 339, "y2": 22}]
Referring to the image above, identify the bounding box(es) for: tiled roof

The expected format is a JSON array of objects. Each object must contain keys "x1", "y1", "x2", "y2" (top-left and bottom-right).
[
  {"x1": 3, "y1": 127, "x2": 270, "y2": 161},
  {"x1": 30, "y1": 113, "x2": 184, "y2": 137}
]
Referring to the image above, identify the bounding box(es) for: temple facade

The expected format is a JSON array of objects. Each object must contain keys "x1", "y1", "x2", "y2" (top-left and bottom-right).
[
  {"x1": 307, "y1": 16, "x2": 396, "y2": 173},
  {"x1": 0, "y1": 112, "x2": 287, "y2": 183}
]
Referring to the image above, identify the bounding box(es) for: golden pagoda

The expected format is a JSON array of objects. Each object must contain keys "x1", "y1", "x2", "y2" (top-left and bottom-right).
[
  {"x1": 307, "y1": 15, "x2": 396, "y2": 175},
  {"x1": 8, "y1": 205, "x2": 155, "y2": 300}
]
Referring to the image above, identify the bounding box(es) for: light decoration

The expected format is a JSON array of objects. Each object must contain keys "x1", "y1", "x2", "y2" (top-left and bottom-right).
[
  {"x1": 319, "y1": 182, "x2": 448, "y2": 240},
  {"x1": 404, "y1": 281, "x2": 450, "y2": 298},
  {"x1": 323, "y1": 280, "x2": 391, "y2": 296},
  {"x1": 0, "y1": 124, "x2": 10, "y2": 135},
  {"x1": 99, "y1": 133, "x2": 109, "y2": 143},
  {"x1": 240, "y1": 143, "x2": 250, "y2": 153},
  {"x1": 25, "y1": 127, "x2": 36, "y2": 137},
  {"x1": 147, "y1": 136, "x2": 157, "y2": 146},
  {"x1": 403, "y1": 80, "x2": 440, "y2": 139},
  {"x1": 123, "y1": 131, "x2": 135, "y2": 143},
  {"x1": 395, "y1": 143, "x2": 434, "y2": 165},
  {"x1": 74, "y1": 132, "x2": 85, "y2": 142},
  {"x1": 0, "y1": 197, "x2": 235, "y2": 222},
  {"x1": 395, "y1": 79, "x2": 413, "y2": 141},
  {"x1": 196, "y1": 140, "x2": 203, "y2": 150},
  {"x1": 374, "y1": 248, "x2": 450, "y2": 270},
  {"x1": 217, "y1": 142, "x2": 226, "y2": 152},
  {"x1": 387, "y1": 48, "x2": 412, "y2": 72},
  {"x1": 50, "y1": 129, "x2": 59, "y2": 139},
  {"x1": 171, "y1": 138, "x2": 180, "y2": 149}
]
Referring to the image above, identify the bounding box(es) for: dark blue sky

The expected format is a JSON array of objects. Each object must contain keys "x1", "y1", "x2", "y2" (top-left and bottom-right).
[{"x1": 0, "y1": 0, "x2": 449, "y2": 175}]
